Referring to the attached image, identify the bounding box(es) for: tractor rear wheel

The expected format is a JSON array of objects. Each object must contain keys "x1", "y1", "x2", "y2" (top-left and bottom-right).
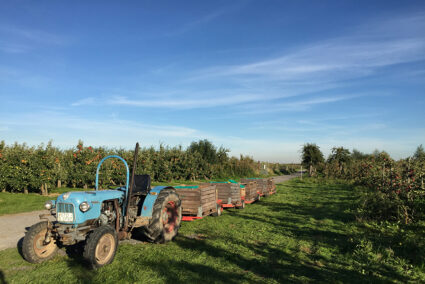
[
  {"x1": 83, "y1": 226, "x2": 118, "y2": 269},
  {"x1": 22, "y1": 221, "x2": 58, "y2": 263},
  {"x1": 142, "y1": 188, "x2": 182, "y2": 243}
]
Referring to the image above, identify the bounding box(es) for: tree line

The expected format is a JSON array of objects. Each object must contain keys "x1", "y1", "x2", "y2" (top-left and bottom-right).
[{"x1": 0, "y1": 139, "x2": 292, "y2": 195}]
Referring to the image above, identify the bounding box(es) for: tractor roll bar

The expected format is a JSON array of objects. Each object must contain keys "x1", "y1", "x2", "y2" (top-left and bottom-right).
[{"x1": 95, "y1": 155, "x2": 130, "y2": 205}]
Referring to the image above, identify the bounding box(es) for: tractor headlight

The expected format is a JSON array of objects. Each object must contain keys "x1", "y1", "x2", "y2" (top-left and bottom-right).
[
  {"x1": 79, "y1": 202, "x2": 90, "y2": 212},
  {"x1": 44, "y1": 200, "x2": 55, "y2": 210}
]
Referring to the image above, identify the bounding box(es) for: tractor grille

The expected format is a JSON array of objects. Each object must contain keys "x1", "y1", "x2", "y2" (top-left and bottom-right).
[{"x1": 56, "y1": 203, "x2": 75, "y2": 222}]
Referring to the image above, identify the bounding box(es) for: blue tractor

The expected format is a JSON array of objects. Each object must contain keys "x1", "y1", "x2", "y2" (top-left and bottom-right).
[{"x1": 22, "y1": 143, "x2": 182, "y2": 268}]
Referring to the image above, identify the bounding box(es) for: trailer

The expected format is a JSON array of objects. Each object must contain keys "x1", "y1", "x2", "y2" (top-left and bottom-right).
[
  {"x1": 175, "y1": 184, "x2": 222, "y2": 221},
  {"x1": 211, "y1": 182, "x2": 245, "y2": 209}
]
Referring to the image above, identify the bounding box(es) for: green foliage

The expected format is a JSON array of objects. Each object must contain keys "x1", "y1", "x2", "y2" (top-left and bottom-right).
[
  {"x1": 301, "y1": 143, "x2": 324, "y2": 176},
  {"x1": 0, "y1": 140, "x2": 268, "y2": 193},
  {"x1": 323, "y1": 146, "x2": 425, "y2": 224},
  {"x1": 414, "y1": 144, "x2": 425, "y2": 160},
  {"x1": 187, "y1": 139, "x2": 229, "y2": 164}
]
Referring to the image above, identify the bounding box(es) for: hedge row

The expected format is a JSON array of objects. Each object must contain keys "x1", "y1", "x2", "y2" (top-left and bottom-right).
[{"x1": 319, "y1": 149, "x2": 425, "y2": 224}]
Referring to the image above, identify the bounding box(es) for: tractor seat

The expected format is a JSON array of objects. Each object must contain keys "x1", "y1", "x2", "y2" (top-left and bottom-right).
[{"x1": 132, "y1": 174, "x2": 151, "y2": 195}]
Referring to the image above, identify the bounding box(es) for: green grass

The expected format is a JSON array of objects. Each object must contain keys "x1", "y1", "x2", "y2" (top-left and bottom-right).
[
  {"x1": 0, "y1": 192, "x2": 53, "y2": 216},
  {"x1": 0, "y1": 188, "x2": 87, "y2": 216},
  {"x1": 0, "y1": 178, "x2": 423, "y2": 283}
]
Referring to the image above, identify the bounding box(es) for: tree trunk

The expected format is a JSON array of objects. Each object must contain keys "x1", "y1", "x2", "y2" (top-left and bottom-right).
[
  {"x1": 24, "y1": 186, "x2": 28, "y2": 194},
  {"x1": 1, "y1": 189, "x2": 5, "y2": 193},
  {"x1": 309, "y1": 164, "x2": 313, "y2": 176},
  {"x1": 41, "y1": 183, "x2": 48, "y2": 196},
  {"x1": 57, "y1": 180, "x2": 62, "y2": 188},
  {"x1": 84, "y1": 184, "x2": 88, "y2": 189}
]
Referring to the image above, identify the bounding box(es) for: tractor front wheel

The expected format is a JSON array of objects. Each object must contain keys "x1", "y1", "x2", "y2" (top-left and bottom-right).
[
  {"x1": 83, "y1": 226, "x2": 118, "y2": 269},
  {"x1": 22, "y1": 221, "x2": 58, "y2": 263},
  {"x1": 142, "y1": 188, "x2": 182, "y2": 243}
]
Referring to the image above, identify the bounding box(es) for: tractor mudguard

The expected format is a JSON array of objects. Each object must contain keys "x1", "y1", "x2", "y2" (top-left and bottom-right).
[{"x1": 140, "y1": 186, "x2": 175, "y2": 217}]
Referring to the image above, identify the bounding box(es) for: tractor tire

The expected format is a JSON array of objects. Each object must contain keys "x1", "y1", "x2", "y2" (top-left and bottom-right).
[
  {"x1": 22, "y1": 221, "x2": 58, "y2": 263},
  {"x1": 83, "y1": 226, "x2": 118, "y2": 269},
  {"x1": 142, "y1": 188, "x2": 182, "y2": 243}
]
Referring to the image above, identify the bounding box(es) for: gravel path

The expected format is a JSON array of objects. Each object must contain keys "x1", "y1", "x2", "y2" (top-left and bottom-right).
[
  {"x1": 0, "y1": 174, "x2": 299, "y2": 251},
  {"x1": 272, "y1": 173, "x2": 300, "y2": 184},
  {"x1": 0, "y1": 210, "x2": 54, "y2": 251}
]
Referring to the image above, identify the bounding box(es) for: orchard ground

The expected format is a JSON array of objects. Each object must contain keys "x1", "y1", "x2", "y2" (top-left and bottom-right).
[{"x1": 0, "y1": 178, "x2": 423, "y2": 283}]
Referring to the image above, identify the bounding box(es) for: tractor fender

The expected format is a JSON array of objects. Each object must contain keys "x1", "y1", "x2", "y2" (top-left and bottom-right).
[{"x1": 140, "y1": 186, "x2": 175, "y2": 218}]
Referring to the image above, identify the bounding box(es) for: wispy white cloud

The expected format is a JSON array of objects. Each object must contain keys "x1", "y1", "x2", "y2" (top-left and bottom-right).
[
  {"x1": 0, "y1": 25, "x2": 71, "y2": 54},
  {"x1": 166, "y1": 6, "x2": 238, "y2": 36},
  {"x1": 196, "y1": 37, "x2": 425, "y2": 82},
  {"x1": 1, "y1": 111, "x2": 197, "y2": 137},
  {"x1": 71, "y1": 97, "x2": 96, "y2": 107},
  {"x1": 0, "y1": 111, "x2": 200, "y2": 149},
  {"x1": 0, "y1": 42, "x2": 31, "y2": 53},
  {"x1": 113, "y1": 13, "x2": 425, "y2": 113},
  {"x1": 0, "y1": 25, "x2": 69, "y2": 45},
  {"x1": 106, "y1": 93, "x2": 264, "y2": 109},
  {"x1": 236, "y1": 94, "x2": 360, "y2": 114}
]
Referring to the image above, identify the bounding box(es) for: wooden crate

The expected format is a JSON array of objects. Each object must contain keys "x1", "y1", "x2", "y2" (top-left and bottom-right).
[
  {"x1": 267, "y1": 178, "x2": 276, "y2": 194},
  {"x1": 241, "y1": 178, "x2": 268, "y2": 196},
  {"x1": 175, "y1": 184, "x2": 218, "y2": 217},
  {"x1": 241, "y1": 180, "x2": 259, "y2": 202},
  {"x1": 211, "y1": 182, "x2": 242, "y2": 206}
]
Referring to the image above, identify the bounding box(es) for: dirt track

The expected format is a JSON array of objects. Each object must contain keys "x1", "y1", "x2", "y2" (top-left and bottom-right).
[{"x1": 0, "y1": 174, "x2": 299, "y2": 251}]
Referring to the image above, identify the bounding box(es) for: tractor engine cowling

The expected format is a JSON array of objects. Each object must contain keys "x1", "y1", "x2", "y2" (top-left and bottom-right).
[{"x1": 54, "y1": 190, "x2": 125, "y2": 225}]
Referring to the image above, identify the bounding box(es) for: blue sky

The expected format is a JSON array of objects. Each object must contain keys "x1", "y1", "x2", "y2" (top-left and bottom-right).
[{"x1": 0, "y1": 1, "x2": 424, "y2": 162}]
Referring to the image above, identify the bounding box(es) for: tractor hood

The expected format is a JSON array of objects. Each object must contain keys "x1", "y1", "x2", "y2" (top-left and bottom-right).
[{"x1": 55, "y1": 189, "x2": 125, "y2": 225}]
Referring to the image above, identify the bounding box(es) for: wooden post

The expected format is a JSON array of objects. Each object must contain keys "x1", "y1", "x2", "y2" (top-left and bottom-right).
[{"x1": 301, "y1": 165, "x2": 303, "y2": 180}]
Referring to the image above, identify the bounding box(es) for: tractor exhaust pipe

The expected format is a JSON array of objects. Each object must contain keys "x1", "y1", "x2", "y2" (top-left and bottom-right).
[{"x1": 124, "y1": 142, "x2": 139, "y2": 230}]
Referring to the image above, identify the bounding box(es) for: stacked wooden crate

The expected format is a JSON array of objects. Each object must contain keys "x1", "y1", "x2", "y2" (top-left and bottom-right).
[
  {"x1": 267, "y1": 178, "x2": 276, "y2": 194},
  {"x1": 175, "y1": 184, "x2": 219, "y2": 220},
  {"x1": 241, "y1": 178, "x2": 268, "y2": 196},
  {"x1": 211, "y1": 182, "x2": 243, "y2": 208},
  {"x1": 240, "y1": 180, "x2": 259, "y2": 203}
]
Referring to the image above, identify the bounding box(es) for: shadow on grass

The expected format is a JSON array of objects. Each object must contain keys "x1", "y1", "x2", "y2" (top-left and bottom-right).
[
  {"x1": 171, "y1": 235, "x2": 385, "y2": 283},
  {"x1": 0, "y1": 269, "x2": 7, "y2": 284}
]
